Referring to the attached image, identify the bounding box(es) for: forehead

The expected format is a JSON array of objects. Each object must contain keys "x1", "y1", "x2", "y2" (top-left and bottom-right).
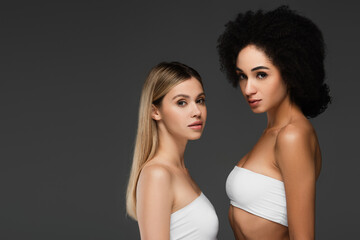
[
  {"x1": 236, "y1": 45, "x2": 273, "y2": 69},
  {"x1": 166, "y1": 77, "x2": 204, "y2": 97}
]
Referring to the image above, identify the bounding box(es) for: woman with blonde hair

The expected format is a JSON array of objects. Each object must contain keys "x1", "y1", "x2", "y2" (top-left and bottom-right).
[{"x1": 126, "y1": 62, "x2": 219, "y2": 240}]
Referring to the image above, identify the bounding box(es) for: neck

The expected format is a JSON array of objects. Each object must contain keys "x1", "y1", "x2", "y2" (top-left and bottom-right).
[
  {"x1": 266, "y1": 95, "x2": 298, "y2": 130},
  {"x1": 155, "y1": 124, "x2": 187, "y2": 169}
]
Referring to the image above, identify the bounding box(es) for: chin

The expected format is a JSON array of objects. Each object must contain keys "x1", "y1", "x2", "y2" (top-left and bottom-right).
[
  {"x1": 251, "y1": 108, "x2": 265, "y2": 114},
  {"x1": 188, "y1": 133, "x2": 203, "y2": 140}
]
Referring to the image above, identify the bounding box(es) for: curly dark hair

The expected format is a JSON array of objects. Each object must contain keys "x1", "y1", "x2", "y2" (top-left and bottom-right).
[{"x1": 217, "y1": 5, "x2": 331, "y2": 118}]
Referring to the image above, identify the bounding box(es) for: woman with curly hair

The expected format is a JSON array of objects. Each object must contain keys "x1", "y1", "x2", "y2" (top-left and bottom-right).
[
  {"x1": 218, "y1": 6, "x2": 331, "y2": 240},
  {"x1": 126, "y1": 62, "x2": 219, "y2": 240}
]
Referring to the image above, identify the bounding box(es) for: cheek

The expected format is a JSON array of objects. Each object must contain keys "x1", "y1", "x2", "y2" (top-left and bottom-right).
[
  {"x1": 267, "y1": 80, "x2": 287, "y2": 101},
  {"x1": 162, "y1": 106, "x2": 185, "y2": 126},
  {"x1": 277, "y1": 79, "x2": 287, "y2": 96},
  {"x1": 202, "y1": 106, "x2": 207, "y2": 120},
  {"x1": 239, "y1": 82, "x2": 246, "y2": 96}
]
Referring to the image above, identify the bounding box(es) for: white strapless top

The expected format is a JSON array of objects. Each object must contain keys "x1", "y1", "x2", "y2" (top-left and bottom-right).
[
  {"x1": 226, "y1": 166, "x2": 288, "y2": 226},
  {"x1": 170, "y1": 192, "x2": 219, "y2": 240}
]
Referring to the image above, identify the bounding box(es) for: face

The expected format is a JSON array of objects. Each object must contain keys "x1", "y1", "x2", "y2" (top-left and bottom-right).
[
  {"x1": 236, "y1": 45, "x2": 288, "y2": 113},
  {"x1": 152, "y1": 77, "x2": 207, "y2": 140}
]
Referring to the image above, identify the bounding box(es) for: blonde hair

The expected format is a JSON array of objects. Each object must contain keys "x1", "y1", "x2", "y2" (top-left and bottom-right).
[{"x1": 126, "y1": 62, "x2": 203, "y2": 220}]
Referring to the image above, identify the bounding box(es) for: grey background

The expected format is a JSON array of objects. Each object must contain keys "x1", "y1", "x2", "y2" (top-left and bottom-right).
[{"x1": 1, "y1": 0, "x2": 359, "y2": 239}]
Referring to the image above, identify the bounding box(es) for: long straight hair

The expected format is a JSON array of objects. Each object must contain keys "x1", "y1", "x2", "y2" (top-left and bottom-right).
[{"x1": 126, "y1": 62, "x2": 203, "y2": 220}]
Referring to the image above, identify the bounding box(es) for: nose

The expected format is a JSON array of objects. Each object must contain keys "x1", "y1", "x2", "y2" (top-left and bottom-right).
[
  {"x1": 191, "y1": 102, "x2": 201, "y2": 118},
  {"x1": 242, "y1": 79, "x2": 257, "y2": 96}
]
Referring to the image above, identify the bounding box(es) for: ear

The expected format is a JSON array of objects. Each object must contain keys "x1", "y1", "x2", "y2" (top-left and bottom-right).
[{"x1": 151, "y1": 104, "x2": 162, "y2": 121}]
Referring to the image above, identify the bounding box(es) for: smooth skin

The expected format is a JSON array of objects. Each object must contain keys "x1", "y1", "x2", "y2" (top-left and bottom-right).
[
  {"x1": 136, "y1": 77, "x2": 207, "y2": 240},
  {"x1": 229, "y1": 45, "x2": 321, "y2": 240}
]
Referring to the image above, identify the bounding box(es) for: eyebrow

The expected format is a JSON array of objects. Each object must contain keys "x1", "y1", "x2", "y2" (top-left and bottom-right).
[
  {"x1": 172, "y1": 92, "x2": 205, "y2": 100},
  {"x1": 236, "y1": 66, "x2": 270, "y2": 72}
]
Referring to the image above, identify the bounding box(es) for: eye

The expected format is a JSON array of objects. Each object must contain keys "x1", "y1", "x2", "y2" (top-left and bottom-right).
[
  {"x1": 177, "y1": 100, "x2": 187, "y2": 106},
  {"x1": 196, "y1": 98, "x2": 206, "y2": 105},
  {"x1": 238, "y1": 73, "x2": 247, "y2": 81},
  {"x1": 257, "y1": 72, "x2": 267, "y2": 79}
]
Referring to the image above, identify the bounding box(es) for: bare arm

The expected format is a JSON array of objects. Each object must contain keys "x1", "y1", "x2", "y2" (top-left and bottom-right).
[
  {"x1": 136, "y1": 164, "x2": 173, "y2": 240},
  {"x1": 276, "y1": 125, "x2": 316, "y2": 240}
]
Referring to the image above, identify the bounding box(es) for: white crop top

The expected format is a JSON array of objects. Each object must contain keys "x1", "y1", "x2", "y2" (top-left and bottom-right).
[
  {"x1": 170, "y1": 192, "x2": 219, "y2": 240},
  {"x1": 226, "y1": 166, "x2": 288, "y2": 226}
]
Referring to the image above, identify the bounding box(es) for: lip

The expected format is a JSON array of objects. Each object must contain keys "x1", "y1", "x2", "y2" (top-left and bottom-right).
[
  {"x1": 248, "y1": 99, "x2": 261, "y2": 107},
  {"x1": 188, "y1": 121, "x2": 203, "y2": 130}
]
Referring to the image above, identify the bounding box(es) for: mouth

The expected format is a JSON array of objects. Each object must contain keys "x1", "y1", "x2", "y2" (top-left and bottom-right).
[
  {"x1": 188, "y1": 121, "x2": 203, "y2": 130},
  {"x1": 248, "y1": 99, "x2": 261, "y2": 107}
]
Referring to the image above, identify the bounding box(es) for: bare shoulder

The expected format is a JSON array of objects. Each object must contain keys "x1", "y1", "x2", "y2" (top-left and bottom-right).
[
  {"x1": 275, "y1": 118, "x2": 318, "y2": 168},
  {"x1": 136, "y1": 160, "x2": 175, "y2": 232},
  {"x1": 139, "y1": 162, "x2": 173, "y2": 185},
  {"x1": 136, "y1": 161, "x2": 174, "y2": 210},
  {"x1": 276, "y1": 119, "x2": 315, "y2": 147}
]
